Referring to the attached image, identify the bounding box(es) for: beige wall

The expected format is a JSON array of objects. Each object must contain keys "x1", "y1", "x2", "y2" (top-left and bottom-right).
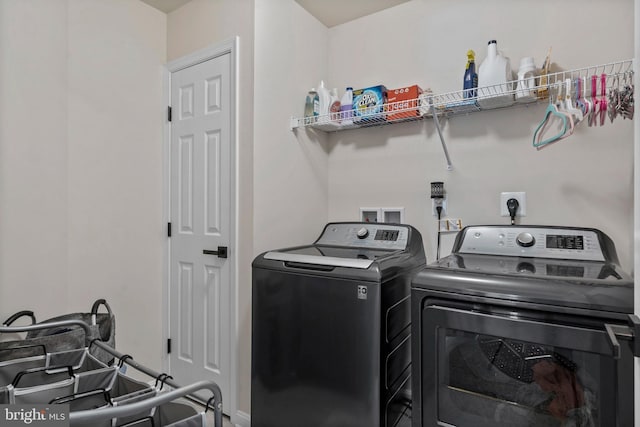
[
  {"x1": 253, "y1": 1, "x2": 330, "y2": 255},
  {"x1": 326, "y1": 0, "x2": 635, "y2": 273},
  {"x1": 0, "y1": 0, "x2": 167, "y2": 367},
  {"x1": 167, "y1": 0, "x2": 255, "y2": 419},
  {"x1": 0, "y1": 0, "x2": 69, "y2": 319}
]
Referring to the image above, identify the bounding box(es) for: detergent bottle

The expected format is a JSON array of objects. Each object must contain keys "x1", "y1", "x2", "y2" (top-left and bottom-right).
[
  {"x1": 477, "y1": 40, "x2": 514, "y2": 109},
  {"x1": 317, "y1": 80, "x2": 331, "y2": 123}
]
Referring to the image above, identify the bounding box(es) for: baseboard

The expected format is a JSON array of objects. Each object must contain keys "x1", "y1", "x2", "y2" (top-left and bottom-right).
[{"x1": 232, "y1": 410, "x2": 250, "y2": 427}]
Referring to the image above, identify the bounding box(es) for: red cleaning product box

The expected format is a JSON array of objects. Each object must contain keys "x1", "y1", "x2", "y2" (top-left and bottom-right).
[
  {"x1": 386, "y1": 85, "x2": 423, "y2": 121},
  {"x1": 352, "y1": 85, "x2": 387, "y2": 122}
]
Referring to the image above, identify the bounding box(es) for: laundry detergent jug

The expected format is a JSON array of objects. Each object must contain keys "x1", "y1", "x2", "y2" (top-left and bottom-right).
[{"x1": 477, "y1": 40, "x2": 514, "y2": 109}]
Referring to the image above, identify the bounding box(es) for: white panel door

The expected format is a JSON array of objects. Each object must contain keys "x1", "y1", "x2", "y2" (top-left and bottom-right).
[{"x1": 169, "y1": 53, "x2": 231, "y2": 405}]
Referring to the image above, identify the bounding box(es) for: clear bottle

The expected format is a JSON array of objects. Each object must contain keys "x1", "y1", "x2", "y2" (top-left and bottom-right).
[
  {"x1": 340, "y1": 87, "x2": 354, "y2": 125},
  {"x1": 304, "y1": 88, "x2": 319, "y2": 124}
]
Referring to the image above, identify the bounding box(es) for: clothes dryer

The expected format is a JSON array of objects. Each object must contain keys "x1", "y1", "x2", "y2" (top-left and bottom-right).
[{"x1": 411, "y1": 225, "x2": 638, "y2": 427}]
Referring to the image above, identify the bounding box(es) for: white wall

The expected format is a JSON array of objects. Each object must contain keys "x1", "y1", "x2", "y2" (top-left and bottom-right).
[
  {"x1": 0, "y1": 0, "x2": 167, "y2": 367},
  {"x1": 327, "y1": 0, "x2": 635, "y2": 272},
  {"x1": 66, "y1": 0, "x2": 166, "y2": 368},
  {"x1": 253, "y1": 0, "x2": 330, "y2": 255},
  {"x1": 167, "y1": 0, "x2": 255, "y2": 419},
  {"x1": 0, "y1": 0, "x2": 69, "y2": 319}
]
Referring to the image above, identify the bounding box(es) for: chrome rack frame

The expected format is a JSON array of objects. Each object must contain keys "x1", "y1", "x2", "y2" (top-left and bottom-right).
[{"x1": 0, "y1": 319, "x2": 223, "y2": 427}]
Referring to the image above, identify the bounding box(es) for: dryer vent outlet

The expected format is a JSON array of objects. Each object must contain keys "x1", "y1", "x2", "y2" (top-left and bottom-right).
[{"x1": 500, "y1": 192, "x2": 526, "y2": 217}]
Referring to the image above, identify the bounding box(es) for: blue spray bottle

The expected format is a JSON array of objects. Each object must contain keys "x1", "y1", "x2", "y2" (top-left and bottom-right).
[{"x1": 463, "y1": 50, "x2": 478, "y2": 99}]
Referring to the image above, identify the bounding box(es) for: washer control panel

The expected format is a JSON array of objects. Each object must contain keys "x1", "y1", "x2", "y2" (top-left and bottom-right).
[
  {"x1": 456, "y1": 226, "x2": 605, "y2": 261},
  {"x1": 316, "y1": 223, "x2": 409, "y2": 250}
]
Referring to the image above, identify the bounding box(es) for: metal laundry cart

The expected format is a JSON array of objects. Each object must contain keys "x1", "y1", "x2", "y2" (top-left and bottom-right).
[{"x1": 0, "y1": 316, "x2": 223, "y2": 426}]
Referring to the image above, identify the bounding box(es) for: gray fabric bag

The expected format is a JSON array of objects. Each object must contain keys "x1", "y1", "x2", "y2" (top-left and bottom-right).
[{"x1": 0, "y1": 300, "x2": 116, "y2": 365}]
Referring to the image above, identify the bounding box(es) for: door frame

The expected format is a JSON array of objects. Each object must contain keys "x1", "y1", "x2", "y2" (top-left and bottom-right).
[{"x1": 162, "y1": 37, "x2": 239, "y2": 419}]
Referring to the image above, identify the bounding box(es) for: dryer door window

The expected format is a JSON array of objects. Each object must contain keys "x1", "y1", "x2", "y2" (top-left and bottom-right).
[{"x1": 419, "y1": 303, "x2": 633, "y2": 427}]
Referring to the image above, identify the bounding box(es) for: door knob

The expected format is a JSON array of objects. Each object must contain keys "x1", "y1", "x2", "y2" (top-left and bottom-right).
[{"x1": 203, "y1": 246, "x2": 228, "y2": 258}]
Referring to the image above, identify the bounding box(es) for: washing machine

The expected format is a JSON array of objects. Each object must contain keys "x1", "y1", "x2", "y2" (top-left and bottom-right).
[
  {"x1": 411, "y1": 225, "x2": 639, "y2": 427},
  {"x1": 252, "y1": 222, "x2": 426, "y2": 427}
]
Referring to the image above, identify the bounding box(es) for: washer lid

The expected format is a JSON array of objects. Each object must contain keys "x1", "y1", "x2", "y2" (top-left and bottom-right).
[{"x1": 264, "y1": 245, "x2": 397, "y2": 269}]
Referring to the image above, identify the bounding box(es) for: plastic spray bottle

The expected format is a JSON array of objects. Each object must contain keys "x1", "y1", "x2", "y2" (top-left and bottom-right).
[{"x1": 463, "y1": 50, "x2": 478, "y2": 99}]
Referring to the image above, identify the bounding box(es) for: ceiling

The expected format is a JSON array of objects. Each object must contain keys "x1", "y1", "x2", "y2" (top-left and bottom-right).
[
  {"x1": 140, "y1": 0, "x2": 191, "y2": 14},
  {"x1": 294, "y1": 0, "x2": 410, "y2": 27},
  {"x1": 140, "y1": 0, "x2": 411, "y2": 27}
]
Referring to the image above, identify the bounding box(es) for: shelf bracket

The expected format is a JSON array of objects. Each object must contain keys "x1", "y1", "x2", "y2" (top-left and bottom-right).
[{"x1": 432, "y1": 111, "x2": 453, "y2": 171}]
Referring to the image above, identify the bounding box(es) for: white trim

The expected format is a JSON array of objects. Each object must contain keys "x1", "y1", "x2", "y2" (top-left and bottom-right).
[
  {"x1": 232, "y1": 410, "x2": 250, "y2": 427},
  {"x1": 634, "y1": 0, "x2": 639, "y2": 423},
  {"x1": 166, "y1": 37, "x2": 237, "y2": 72},
  {"x1": 162, "y1": 36, "x2": 240, "y2": 419},
  {"x1": 162, "y1": 66, "x2": 171, "y2": 372}
]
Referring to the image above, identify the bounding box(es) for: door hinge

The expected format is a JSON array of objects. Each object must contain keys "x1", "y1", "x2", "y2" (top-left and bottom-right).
[
  {"x1": 167, "y1": 338, "x2": 172, "y2": 354},
  {"x1": 167, "y1": 106, "x2": 172, "y2": 122},
  {"x1": 167, "y1": 222, "x2": 172, "y2": 238}
]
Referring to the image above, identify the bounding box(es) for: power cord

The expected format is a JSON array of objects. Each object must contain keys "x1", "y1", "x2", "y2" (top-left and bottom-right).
[{"x1": 436, "y1": 204, "x2": 443, "y2": 260}]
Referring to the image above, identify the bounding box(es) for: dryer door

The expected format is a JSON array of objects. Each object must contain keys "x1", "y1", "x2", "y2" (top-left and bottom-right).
[{"x1": 416, "y1": 299, "x2": 634, "y2": 427}]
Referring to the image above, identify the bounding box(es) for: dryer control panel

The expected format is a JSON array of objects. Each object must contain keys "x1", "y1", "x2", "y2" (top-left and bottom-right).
[
  {"x1": 455, "y1": 225, "x2": 608, "y2": 262},
  {"x1": 316, "y1": 222, "x2": 409, "y2": 250}
]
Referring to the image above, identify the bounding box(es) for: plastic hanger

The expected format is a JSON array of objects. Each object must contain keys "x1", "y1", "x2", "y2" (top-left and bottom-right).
[
  {"x1": 589, "y1": 74, "x2": 600, "y2": 126},
  {"x1": 563, "y1": 78, "x2": 583, "y2": 124},
  {"x1": 575, "y1": 78, "x2": 587, "y2": 117},
  {"x1": 581, "y1": 76, "x2": 593, "y2": 119},
  {"x1": 554, "y1": 83, "x2": 575, "y2": 138},
  {"x1": 598, "y1": 73, "x2": 608, "y2": 126},
  {"x1": 533, "y1": 86, "x2": 569, "y2": 149}
]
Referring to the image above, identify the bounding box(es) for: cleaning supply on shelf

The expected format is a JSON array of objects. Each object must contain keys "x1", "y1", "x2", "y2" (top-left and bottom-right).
[
  {"x1": 340, "y1": 87, "x2": 354, "y2": 125},
  {"x1": 463, "y1": 50, "x2": 478, "y2": 99},
  {"x1": 317, "y1": 80, "x2": 331, "y2": 123},
  {"x1": 353, "y1": 85, "x2": 387, "y2": 122},
  {"x1": 387, "y1": 85, "x2": 423, "y2": 121},
  {"x1": 477, "y1": 40, "x2": 514, "y2": 109},
  {"x1": 304, "y1": 88, "x2": 319, "y2": 124},
  {"x1": 515, "y1": 57, "x2": 537, "y2": 102},
  {"x1": 329, "y1": 88, "x2": 341, "y2": 122}
]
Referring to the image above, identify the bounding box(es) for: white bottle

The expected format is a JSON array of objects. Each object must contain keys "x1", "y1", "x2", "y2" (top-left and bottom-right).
[
  {"x1": 340, "y1": 87, "x2": 354, "y2": 125},
  {"x1": 515, "y1": 57, "x2": 537, "y2": 102},
  {"x1": 317, "y1": 80, "x2": 331, "y2": 123},
  {"x1": 329, "y1": 88, "x2": 340, "y2": 122},
  {"x1": 477, "y1": 40, "x2": 514, "y2": 109}
]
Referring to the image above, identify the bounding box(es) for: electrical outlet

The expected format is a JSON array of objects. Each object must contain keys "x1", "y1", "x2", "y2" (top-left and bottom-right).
[
  {"x1": 431, "y1": 197, "x2": 447, "y2": 217},
  {"x1": 500, "y1": 192, "x2": 526, "y2": 217}
]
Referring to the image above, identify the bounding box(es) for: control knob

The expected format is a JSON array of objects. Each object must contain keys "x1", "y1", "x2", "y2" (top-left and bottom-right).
[
  {"x1": 356, "y1": 227, "x2": 369, "y2": 239},
  {"x1": 516, "y1": 232, "x2": 535, "y2": 248}
]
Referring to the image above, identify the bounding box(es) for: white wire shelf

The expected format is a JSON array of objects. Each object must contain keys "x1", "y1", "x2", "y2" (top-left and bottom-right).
[{"x1": 290, "y1": 59, "x2": 634, "y2": 132}]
